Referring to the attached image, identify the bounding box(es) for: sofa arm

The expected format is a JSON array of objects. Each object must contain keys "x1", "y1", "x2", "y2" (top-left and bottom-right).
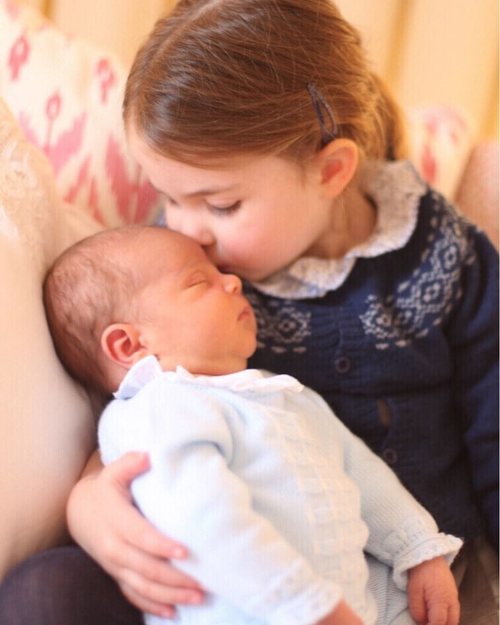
[{"x1": 454, "y1": 141, "x2": 499, "y2": 249}]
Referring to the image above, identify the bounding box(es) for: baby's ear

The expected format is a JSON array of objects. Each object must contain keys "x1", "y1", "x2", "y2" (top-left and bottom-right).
[
  {"x1": 315, "y1": 138, "x2": 359, "y2": 197},
  {"x1": 101, "y1": 323, "x2": 146, "y2": 369}
]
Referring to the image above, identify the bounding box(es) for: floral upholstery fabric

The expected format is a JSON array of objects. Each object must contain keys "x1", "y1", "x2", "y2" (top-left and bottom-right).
[{"x1": 0, "y1": 0, "x2": 159, "y2": 228}]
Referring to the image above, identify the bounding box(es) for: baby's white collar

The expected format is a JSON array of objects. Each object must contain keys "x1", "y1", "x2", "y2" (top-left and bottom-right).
[
  {"x1": 114, "y1": 355, "x2": 303, "y2": 399},
  {"x1": 252, "y1": 160, "x2": 426, "y2": 299}
]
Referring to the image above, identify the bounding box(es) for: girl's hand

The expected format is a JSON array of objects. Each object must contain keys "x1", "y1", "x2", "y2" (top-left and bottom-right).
[
  {"x1": 67, "y1": 450, "x2": 204, "y2": 618},
  {"x1": 407, "y1": 557, "x2": 460, "y2": 625},
  {"x1": 316, "y1": 599, "x2": 363, "y2": 625}
]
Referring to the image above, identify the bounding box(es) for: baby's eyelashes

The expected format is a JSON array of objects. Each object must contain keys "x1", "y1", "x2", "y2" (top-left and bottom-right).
[
  {"x1": 186, "y1": 276, "x2": 208, "y2": 288},
  {"x1": 183, "y1": 268, "x2": 210, "y2": 288}
]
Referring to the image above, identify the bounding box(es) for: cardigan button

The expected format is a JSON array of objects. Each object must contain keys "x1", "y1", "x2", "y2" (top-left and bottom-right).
[
  {"x1": 334, "y1": 355, "x2": 351, "y2": 374},
  {"x1": 382, "y1": 448, "x2": 398, "y2": 465}
]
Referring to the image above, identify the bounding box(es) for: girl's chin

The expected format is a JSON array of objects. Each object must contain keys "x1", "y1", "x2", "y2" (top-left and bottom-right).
[{"x1": 217, "y1": 263, "x2": 275, "y2": 284}]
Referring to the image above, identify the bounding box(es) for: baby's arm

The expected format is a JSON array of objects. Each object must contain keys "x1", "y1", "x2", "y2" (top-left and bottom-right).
[
  {"x1": 98, "y1": 385, "x2": 344, "y2": 625},
  {"x1": 315, "y1": 394, "x2": 462, "y2": 575},
  {"x1": 302, "y1": 388, "x2": 461, "y2": 622},
  {"x1": 335, "y1": 414, "x2": 461, "y2": 624}
]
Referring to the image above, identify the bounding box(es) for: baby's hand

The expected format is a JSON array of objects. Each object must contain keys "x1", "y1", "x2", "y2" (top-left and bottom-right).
[{"x1": 407, "y1": 557, "x2": 460, "y2": 625}]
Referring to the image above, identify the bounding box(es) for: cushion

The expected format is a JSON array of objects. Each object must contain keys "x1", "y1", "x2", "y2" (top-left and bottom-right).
[
  {"x1": 0, "y1": 0, "x2": 159, "y2": 228},
  {"x1": 0, "y1": 97, "x2": 97, "y2": 580},
  {"x1": 406, "y1": 105, "x2": 472, "y2": 199}
]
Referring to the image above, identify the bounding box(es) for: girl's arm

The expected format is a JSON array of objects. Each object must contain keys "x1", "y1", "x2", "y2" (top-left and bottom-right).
[
  {"x1": 316, "y1": 600, "x2": 363, "y2": 625},
  {"x1": 66, "y1": 450, "x2": 204, "y2": 618}
]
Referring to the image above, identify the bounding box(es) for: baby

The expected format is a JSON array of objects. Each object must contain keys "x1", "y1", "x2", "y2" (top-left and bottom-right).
[{"x1": 43, "y1": 225, "x2": 462, "y2": 625}]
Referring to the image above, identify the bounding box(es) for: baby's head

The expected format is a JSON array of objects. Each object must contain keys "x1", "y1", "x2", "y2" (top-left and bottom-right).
[{"x1": 43, "y1": 226, "x2": 257, "y2": 395}]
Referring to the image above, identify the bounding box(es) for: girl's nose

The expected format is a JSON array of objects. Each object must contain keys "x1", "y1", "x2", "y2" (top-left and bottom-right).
[
  {"x1": 222, "y1": 273, "x2": 242, "y2": 294},
  {"x1": 169, "y1": 211, "x2": 215, "y2": 247}
]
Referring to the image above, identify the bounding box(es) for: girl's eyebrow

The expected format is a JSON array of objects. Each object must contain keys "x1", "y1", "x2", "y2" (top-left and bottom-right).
[
  {"x1": 150, "y1": 183, "x2": 238, "y2": 199},
  {"x1": 185, "y1": 186, "x2": 236, "y2": 198}
]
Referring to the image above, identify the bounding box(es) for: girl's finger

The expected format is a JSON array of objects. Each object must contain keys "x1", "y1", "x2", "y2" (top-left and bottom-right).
[
  {"x1": 120, "y1": 568, "x2": 204, "y2": 609},
  {"x1": 105, "y1": 451, "x2": 151, "y2": 491},
  {"x1": 120, "y1": 582, "x2": 176, "y2": 618},
  {"x1": 114, "y1": 508, "x2": 188, "y2": 560},
  {"x1": 113, "y1": 541, "x2": 202, "y2": 591}
]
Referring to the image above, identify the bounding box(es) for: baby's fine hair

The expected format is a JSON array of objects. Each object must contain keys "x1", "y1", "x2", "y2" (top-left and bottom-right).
[
  {"x1": 43, "y1": 227, "x2": 152, "y2": 396},
  {"x1": 124, "y1": 0, "x2": 406, "y2": 164}
]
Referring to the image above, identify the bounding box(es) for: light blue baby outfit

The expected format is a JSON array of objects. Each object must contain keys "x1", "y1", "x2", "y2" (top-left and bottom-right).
[{"x1": 98, "y1": 357, "x2": 461, "y2": 625}]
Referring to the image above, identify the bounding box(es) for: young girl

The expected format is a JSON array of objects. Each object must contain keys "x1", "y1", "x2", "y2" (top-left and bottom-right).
[{"x1": 0, "y1": 0, "x2": 497, "y2": 624}]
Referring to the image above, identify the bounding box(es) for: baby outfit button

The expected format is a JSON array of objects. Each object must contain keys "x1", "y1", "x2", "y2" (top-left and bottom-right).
[
  {"x1": 382, "y1": 448, "x2": 398, "y2": 465},
  {"x1": 334, "y1": 355, "x2": 351, "y2": 374}
]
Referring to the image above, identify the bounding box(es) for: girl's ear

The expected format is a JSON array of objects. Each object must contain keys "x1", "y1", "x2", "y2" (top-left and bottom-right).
[
  {"x1": 101, "y1": 323, "x2": 147, "y2": 369},
  {"x1": 315, "y1": 138, "x2": 359, "y2": 198}
]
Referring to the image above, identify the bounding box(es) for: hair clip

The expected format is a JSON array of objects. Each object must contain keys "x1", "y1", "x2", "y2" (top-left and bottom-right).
[{"x1": 306, "y1": 82, "x2": 339, "y2": 147}]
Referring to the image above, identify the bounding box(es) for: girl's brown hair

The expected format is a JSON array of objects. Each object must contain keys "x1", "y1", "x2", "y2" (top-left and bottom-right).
[{"x1": 124, "y1": 0, "x2": 406, "y2": 164}]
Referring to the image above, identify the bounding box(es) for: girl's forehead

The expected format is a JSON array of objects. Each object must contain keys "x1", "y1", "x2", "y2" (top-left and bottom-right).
[
  {"x1": 146, "y1": 154, "x2": 302, "y2": 199},
  {"x1": 128, "y1": 124, "x2": 233, "y2": 172},
  {"x1": 128, "y1": 126, "x2": 301, "y2": 192}
]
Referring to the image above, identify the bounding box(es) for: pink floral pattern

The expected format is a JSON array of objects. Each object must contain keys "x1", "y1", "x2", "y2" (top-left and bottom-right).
[
  {"x1": 407, "y1": 105, "x2": 472, "y2": 199},
  {"x1": 0, "y1": 0, "x2": 159, "y2": 228},
  {"x1": 96, "y1": 58, "x2": 117, "y2": 104},
  {"x1": 8, "y1": 34, "x2": 29, "y2": 80}
]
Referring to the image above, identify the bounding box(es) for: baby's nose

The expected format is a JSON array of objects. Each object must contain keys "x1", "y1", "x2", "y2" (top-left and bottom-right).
[{"x1": 223, "y1": 273, "x2": 242, "y2": 294}]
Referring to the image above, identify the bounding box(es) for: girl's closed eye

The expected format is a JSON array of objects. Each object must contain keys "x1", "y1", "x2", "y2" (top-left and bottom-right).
[
  {"x1": 206, "y1": 200, "x2": 241, "y2": 215},
  {"x1": 155, "y1": 190, "x2": 180, "y2": 207}
]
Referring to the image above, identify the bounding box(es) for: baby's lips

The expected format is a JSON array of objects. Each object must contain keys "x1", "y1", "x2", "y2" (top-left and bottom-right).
[{"x1": 238, "y1": 305, "x2": 252, "y2": 321}]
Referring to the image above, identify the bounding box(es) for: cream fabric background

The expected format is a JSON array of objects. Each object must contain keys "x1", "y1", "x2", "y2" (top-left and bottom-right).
[{"x1": 19, "y1": 0, "x2": 499, "y2": 139}]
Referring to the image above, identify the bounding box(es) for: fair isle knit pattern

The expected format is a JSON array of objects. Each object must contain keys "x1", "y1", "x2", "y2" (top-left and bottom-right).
[{"x1": 359, "y1": 190, "x2": 476, "y2": 350}]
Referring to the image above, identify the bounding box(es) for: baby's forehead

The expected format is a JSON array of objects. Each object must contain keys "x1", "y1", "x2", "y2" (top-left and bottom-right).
[
  {"x1": 132, "y1": 229, "x2": 207, "y2": 274},
  {"x1": 145, "y1": 229, "x2": 205, "y2": 260}
]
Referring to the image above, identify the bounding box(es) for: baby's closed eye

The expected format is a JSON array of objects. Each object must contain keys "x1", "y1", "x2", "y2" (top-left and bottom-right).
[{"x1": 186, "y1": 272, "x2": 208, "y2": 288}]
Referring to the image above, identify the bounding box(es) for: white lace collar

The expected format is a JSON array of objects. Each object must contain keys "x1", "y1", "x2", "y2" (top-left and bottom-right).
[
  {"x1": 114, "y1": 355, "x2": 303, "y2": 400},
  {"x1": 252, "y1": 160, "x2": 426, "y2": 299}
]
